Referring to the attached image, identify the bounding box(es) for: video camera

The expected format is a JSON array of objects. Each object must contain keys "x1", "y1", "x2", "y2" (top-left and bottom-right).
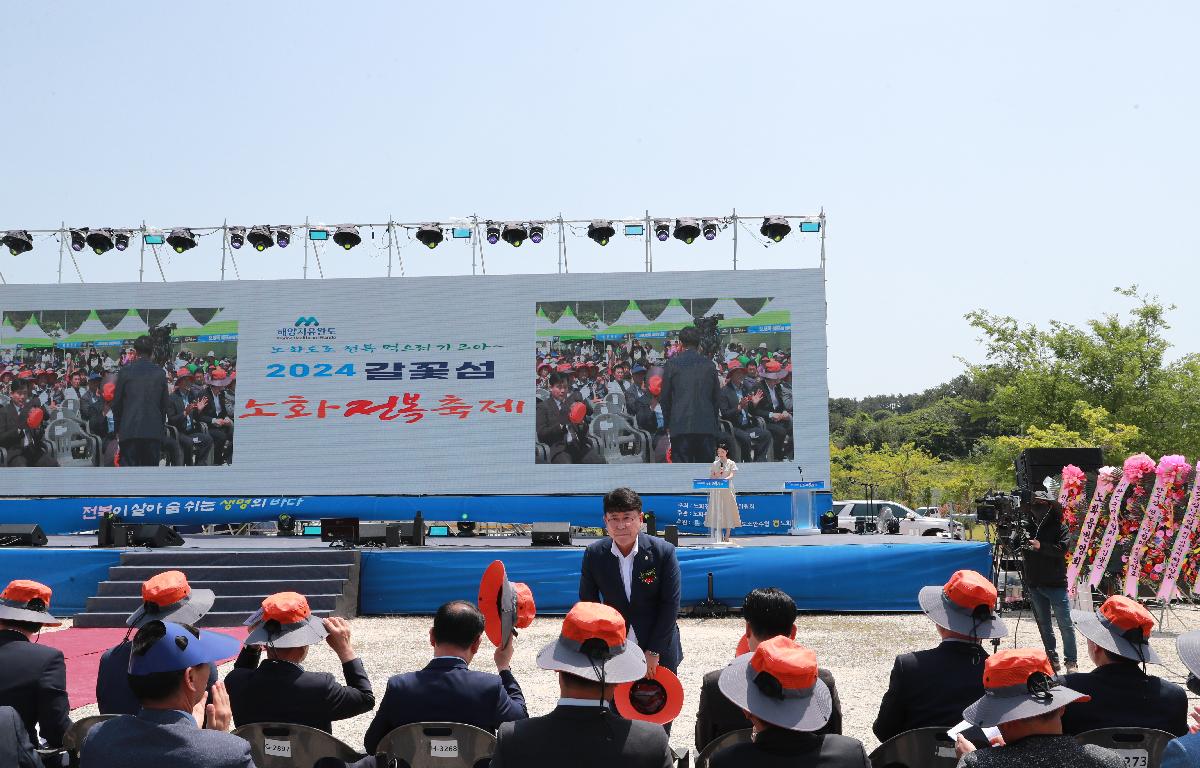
[
  {"x1": 693, "y1": 314, "x2": 724, "y2": 357},
  {"x1": 148, "y1": 323, "x2": 177, "y2": 368}
]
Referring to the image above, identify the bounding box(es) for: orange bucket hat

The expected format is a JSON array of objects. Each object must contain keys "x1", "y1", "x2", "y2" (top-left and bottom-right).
[
  {"x1": 0, "y1": 579, "x2": 62, "y2": 626},
  {"x1": 242, "y1": 592, "x2": 329, "y2": 648},
  {"x1": 478, "y1": 560, "x2": 536, "y2": 649},
  {"x1": 962, "y1": 648, "x2": 1090, "y2": 727},
  {"x1": 536, "y1": 602, "x2": 646, "y2": 684}
]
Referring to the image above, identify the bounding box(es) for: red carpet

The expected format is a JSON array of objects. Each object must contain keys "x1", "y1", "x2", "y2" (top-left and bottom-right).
[{"x1": 40, "y1": 626, "x2": 249, "y2": 710}]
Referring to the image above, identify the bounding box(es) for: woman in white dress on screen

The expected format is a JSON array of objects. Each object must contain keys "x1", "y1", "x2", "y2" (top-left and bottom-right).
[{"x1": 706, "y1": 438, "x2": 741, "y2": 543}]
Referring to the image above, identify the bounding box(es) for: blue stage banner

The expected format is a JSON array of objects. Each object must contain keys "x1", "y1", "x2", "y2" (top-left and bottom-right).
[
  {"x1": 0, "y1": 549, "x2": 121, "y2": 616},
  {"x1": 0, "y1": 494, "x2": 794, "y2": 535}
]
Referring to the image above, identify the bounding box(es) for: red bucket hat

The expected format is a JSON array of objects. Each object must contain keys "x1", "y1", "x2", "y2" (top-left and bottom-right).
[
  {"x1": 962, "y1": 648, "x2": 1090, "y2": 727},
  {"x1": 615, "y1": 666, "x2": 685, "y2": 725},
  {"x1": 1071, "y1": 595, "x2": 1160, "y2": 664},
  {"x1": 478, "y1": 560, "x2": 536, "y2": 649},
  {"x1": 917, "y1": 569, "x2": 1007, "y2": 640},
  {"x1": 718, "y1": 637, "x2": 832, "y2": 732}
]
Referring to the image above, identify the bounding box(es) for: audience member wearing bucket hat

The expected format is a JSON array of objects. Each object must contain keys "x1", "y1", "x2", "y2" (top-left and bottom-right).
[
  {"x1": 0, "y1": 580, "x2": 71, "y2": 748},
  {"x1": 491, "y1": 602, "x2": 673, "y2": 768},
  {"x1": 224, "y1": 592, "x2": 374, "y2": 734},
  {"x1": 696, "y1": 587, "x2": 843, "y2": 752},
  {"x1": 1060, "y1": 595, "x2": 1187, "y2": 736},
  {"x1": 97, "y1": 570, "x2": 218, "y2": 715},
  {"x1": 1160, "y1": 629, "x2": 1200, "y2": 768},
  {"x1": 364, "y1": 598, "x2": 528, "y2": 753},
  {"x1": 874, "y1": 570, "x2": 1008, "y2": 742},
  {"x1": 710, "y1": 636, "x2": 869, "y2": 768},
  {"x1": 956, "y1": 648, "x2": 1122, "y2": 768},
  {"x1": 80, "y1": 620, "x2": 251, "y2": 768}
]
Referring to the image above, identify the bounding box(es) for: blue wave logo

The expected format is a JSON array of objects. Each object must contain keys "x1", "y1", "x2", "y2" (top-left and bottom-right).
[{"x1": 295, "y1": 317, "x2": 319, "y2": 327}]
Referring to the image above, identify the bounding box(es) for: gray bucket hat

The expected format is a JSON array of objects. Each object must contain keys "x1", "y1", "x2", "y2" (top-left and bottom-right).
[
  {"x1": 962, "y1": 648, "x2": 1090, "y2": 728},
  {"x1": 536, "y1": 602, "x2": 646, "y2": 684},
  {"x1": 0, "y1": 580, "x2": 62, "y2": 627},
  {"x1": 243, "y1": 592, "x2": 328, "y2": 649},
  {"x1": 717, "y1": 636, "x2": 833, "y2": 732},
  {"x1": 125, "y1": 571, "x2": 215, "y2": 629},
  {"x1": 1070, "y1": 595, "x2": 1161, "y2": 665},
  {"x1": 917, "y1": 569, "x2": 1008, "y2": 640},
  {"x1": 1176, "y1": 629, "x2": 1200, "y2": 680}
]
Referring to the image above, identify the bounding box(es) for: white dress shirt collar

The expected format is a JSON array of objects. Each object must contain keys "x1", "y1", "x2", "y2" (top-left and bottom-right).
[{"x1": 611, "y1": 538, "x2": 639, "y2": 602}]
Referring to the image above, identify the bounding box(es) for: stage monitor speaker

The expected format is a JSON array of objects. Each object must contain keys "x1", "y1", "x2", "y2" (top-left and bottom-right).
[
  {"x1": 819, "y1": 509, "x2": 840, "y2": 534},
  {"x1": 663, "y1": 525, "x2": 679, "y2": 547},
  {"x1": 643, "y1": 511, "x2": 657, "y2": 536},
  {"x1": 385, "y1": 523, "x2": 414, "y2": 547},
  {"x1": 0, "y1": 524, "x2": 47, "y2": 547},
  {"x1": 357, "y1": 523, "x2": 389, "y2": 546},
  {"x1": 320, "y1": 518, "x2": 360, "y2": 545},
  {"x1": 126, "y1": 524, "x2": 184, "y2": 548},
  {"x1": 532, "y1": 522, "x2": 571, "y2": 547},
  {"x1": 1016, "y1": 447, "x2": 1104, "y2": 491}
]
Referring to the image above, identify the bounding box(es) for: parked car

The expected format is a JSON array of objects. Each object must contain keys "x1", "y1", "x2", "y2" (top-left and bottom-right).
[{"x1": 833, "y1": 500, "x2": 962, "y2": 538}]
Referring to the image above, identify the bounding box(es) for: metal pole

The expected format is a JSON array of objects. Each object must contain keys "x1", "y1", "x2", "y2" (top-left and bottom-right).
[
  {"x1": 819, "y1": 207, "x2": 827, "y2": 271},
  {"x1": 58, "y1": 222, "x2": 65, "y2": 284},
  {"x1": 220, "y1": 219, "x2": 227, "y2": 281},
  {"x1": 139, "y1": 221, "x2": 146, "y2": 283},
  {"x1": 471, "y1": 215, "x2": 479, "y2": 276},
  {"x1": 386, "y1": 218, "x2": 395, "y2": 278},
  {"x1": 732, "y1": 209, "x2": 738, "y2": 270},
  {"x1": 560, "y1": 214, "x2": 568, "y2": 273},
  {"x1": 556, "y1": 215, "x2": 564, "y2": 274},
  {"x1": 644, "y1": 209, "x2": 651, "y2": 272},
  {"x1": 303, "y1": 217, "x2": 309, "y2": 279}
]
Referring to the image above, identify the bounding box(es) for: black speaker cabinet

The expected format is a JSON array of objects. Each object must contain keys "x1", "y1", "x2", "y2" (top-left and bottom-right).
[
  {"x1": 1016, "y1": 448, "x2": 1105, "y2": 491},
  {"x1": 663, "y1": 525, "x2": 679, "y2": 547},
  {"x1": 0, "y1": 524, "x2": 47, "y2": 547},
  {"x1": 126, "y1": 524, "x2": 184, "y2": 548},
  {"x1": 320, "y1": 517, "x2": 360, "y2": 545},
  {"x1": 531, "y1": 522, "x2": 572, "y2": 547}
]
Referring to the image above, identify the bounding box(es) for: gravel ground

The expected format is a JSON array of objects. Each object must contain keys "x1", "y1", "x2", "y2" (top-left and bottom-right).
[{"x1": 63, "y1": 606, "x2": 1200, "y2": 755}]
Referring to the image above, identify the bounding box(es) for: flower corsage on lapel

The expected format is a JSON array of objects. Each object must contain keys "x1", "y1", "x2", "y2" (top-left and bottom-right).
[{"x1": 638, "y1": 567, "x2": 657, "y2": 586}]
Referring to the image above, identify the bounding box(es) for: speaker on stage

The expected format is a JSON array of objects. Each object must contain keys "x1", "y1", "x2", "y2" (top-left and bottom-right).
[
  {"x1": 125, "y1": 524, "x2": 183, "y2": 548},
  {"x1": 358, "y1": 523, "x2": 389, "y2": 545},
  {"x1": 819, "y1": 509, "x2": 840, "y2": 534},
  {"x1": 532, "y1": 522, "x2": 571, "y2": 547},
  {"x1": 0, "y1": 524, "x2": 47, "y2": 547},
  {"x1": 663, "y1": 525, "x2": 679, "y2": 547},
  {"x1": 1016, "y1": 447, "x2": 1104, "y2": 491},
  {"x1": 643, "y1": 511, "x2": 657, "y2": 536},
  {"x1": 321, "y1": 518, "x2": 360, "y2": 545}
]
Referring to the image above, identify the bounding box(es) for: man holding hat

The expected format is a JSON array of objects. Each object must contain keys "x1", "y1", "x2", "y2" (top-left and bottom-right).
[
  {"x1": 491, "y1": 602, "x2": 673, "y2": 768},
  {"x1": 536, "y1": 371, "x2": 603, "y2": 464},
  {"x1": 955, "y1": 648, "x2": 1122, "y2": 767},
  {"x1": 1059, "y1": 595, "x2": 1187, "y2": 736},
  {"x1": 364, "y1": 598, "x2": 526, "y2": 753},
  {"x1": 98, "y1": 571, "x2": 217, "y2": 714},
  {"x1": 709, "y1": 636, "x2": 869, "y2": 768},
  {"x1": 0, "y1": 580, "x2": 71, "y2": 749},
  {"x1": 0, "y1": 379, "x2": 58, "y2": 466},
  {"x1": 224, "y1": 592, "x2": 374, "y2": 733},
  {"x1": 874, "y1": 570, "x2": 1008, "y2": 742},
  {"x1": 80, "y1": 620, "x2": 252, "y2": 768}
]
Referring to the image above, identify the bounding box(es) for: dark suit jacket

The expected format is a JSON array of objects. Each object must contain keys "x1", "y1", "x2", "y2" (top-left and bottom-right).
[
  {"x1": 718, "y1": 383, "x2": 754, "y2": 428},
  {"x1": 166, "y1": 390, "x2": 204, "y2": 434},
  {"x1": 111, "y1": 359, "x2": 170, "y2": 440},
  {"x1": 97, "y1": 641, "x2": 219, "y2": 716},
  {"x1": 696, "y1": 665, "x2": 842, "y2": 751},
  {"x1": 535, "y1": 395, "x2": 592, "y2": 462},
  {"x1": 1060, "y1": 663, "x2": 1188, "y2": 736},
  {"x1": 363, "y1": 657, "x2": 526, "y2": 754},
  {"x1": 196, "y1": 386, "x2": 233, "y2": 426},
  {"x1": 752, "y1": 382, "x2": 790, "y2": 419},
  {"x1": 0, "y1": 402, "x2": 22, "y2": 451},
  {"x1": 224, "y1": 653, "x2": 375, "y2": 734},
  {"x1": 658, "y1": 349, "x2": 720, "y2": 435},
  {"x1": 81, "y1": 708, "x2": 255, "y2": 768},
  {"x1": 492, "y1": 704, "x2": 673, "y2": 768},
  {"x1": 872, "y1": 640, "x2": 988, "y2": 742},
  {"x1": 579, "y1": 533, "x2": 683, "y2": 672},
  {"x1": 710, "y1": 728, "x2": 870, "y2": 768},
  {"x1": 0, "y1": 630, "x2": 71, "y2": 747},
  {"x1": 0, "y1": 706, "x2": 40, "y2": 768}
]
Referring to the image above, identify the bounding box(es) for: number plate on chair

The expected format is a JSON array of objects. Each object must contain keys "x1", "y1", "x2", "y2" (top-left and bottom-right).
[
  {"x1": 264, "y1": 738, "x2": 292, "y2": 758},
  {"x1": 1112, "y1": 749, "x2": 1148, "y2": 767},
  {"x1": 430, "y1": 739, "x2": 460, "y2": 757}
]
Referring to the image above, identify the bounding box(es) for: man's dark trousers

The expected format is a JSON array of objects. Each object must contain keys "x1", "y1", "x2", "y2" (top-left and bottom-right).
[
  {"x1": 118, "y1": 438, "x2": 161, "y2": 467},
  {"x1": 672, "y1": 433, "x2": 714, "y2": 464}
]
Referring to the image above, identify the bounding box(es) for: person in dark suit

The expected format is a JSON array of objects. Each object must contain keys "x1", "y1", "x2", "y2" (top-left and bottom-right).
[
  {"x1": 111, "y1": 335, "x2": 171, "y2": 466},
  {"x1": 658, "y1": 326, "x2": 720, "y2": 463},
  {"x1": 0, "y1": 380, "x2": 57, "y2": 467},
  {"x1": 0, "y1": 580, "x2": 71, "y2": 749},
  {"x1": 166, "y1": 369, "x2": 214, "y2": 466},
  {"x1": 364, "y1": 600, "x2": 525, "y2": 753},
  {"x1": 579, "y1": 488, "x2": 683, "y2": 678},
  {"x1": 717, "y1": 361, "x2": 769, "y2": 462},
  {"x1": 695, "y1": 588, "x2": 843, "y2": 752},
  {"x1": 225, "y1": 592, "x2": 374, "y2": 733},
  {"x1": 751, "y1": 360, "x2": 792, "y2": 460},
  {"x1": 0, "y1": 705, "x2": 40, "y2": 768},
  {"x1": 710, "y1": 636, "x2": 870, "y2": 768},
  {"x1": 536, "y1": 372, "x2": 603, "y2": 464},
  {"x1": 873, "y1": 569, "x2": 1008, "y2": 743},
  {"x1": 80, "y1": 620, "x2": 253, "y2": 768},
  {"x1": 491, "y1": 602, "x2": 673, "y2": 768},
  {"x1": 97, "y1": 571, "x2": 216, "y2": 715},
  {"x1": 1060, "y1": 595, "x2": 1187, "y2": 736},
  {"x1": 196, "y1": 371, "x2": 234, "y2": 465}
]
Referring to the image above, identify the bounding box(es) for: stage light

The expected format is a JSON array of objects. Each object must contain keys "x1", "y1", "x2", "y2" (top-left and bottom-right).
[
  {"x1": 70, "y1": 228, "x2": 87, "y2": 252},
  {"x1": 86, "y1": 228, "x2": 116, "y2": 255},
  {"x1": 502, "y1": 222, "x2": 527, "y2": 247},
  {"x1": 760, "y1": 216, "x2": 791, "y2": 243},
  {"x1": 799, "y1": 220, "x2": 821, "y2": 233},
  {"x1": 588, "y1": 221, "x2": 615, "y2": 247},
  {"x1": 2, "y1": 230, "x2": 33, "y2": 256},
  {"x1": 275, "y1": 227, "x2": 292, "y2": 248},
  {"x1": 332, "y1": 225, "x2": 361, "y2": 250},
  {"x1": 228, "y1": 226, "x2": 246, "y2": 250},
  {"x1": 451, "y1": 227, "x2": 472, "y2": 239},
  {"x1": 308, "y1": 228, "x2": 330, "y2": 241},
  {"x1": 114, "y1": 231, "x2": 130, "y2": 251},
  {"x1": 673, "y1": 218, "x2": 701, "y2": 244},
  {"x1": 167, "y1": 228, "x2": 197, "y2": 253},
  {"x1": 624, "y1": 223, "x2": 644, "y2": 237},
  {"x1": 416, "y1": 225, "x2": 444, "y2": 249},
  {"x1": 485, "y1": 222, "x2": 500, "y2": 245},
  {"x1": 702, "y1": 220, "x2": 718, "y2": 241},
  {"x1": 529, "y1": 224, "x2": 544, "y2": 244},
  {"x1": 247, "y1": 226, "x2": 274, "y2": 251},
  {"x1": 654, "y1": 221, "x2": 670, "y2": 241},
  {"x1": 143, "y1": 232, "x2": 165, "y2": 245}
]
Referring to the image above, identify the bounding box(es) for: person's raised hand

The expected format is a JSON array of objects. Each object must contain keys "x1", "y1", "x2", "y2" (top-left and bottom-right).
[
  {"x1": 494, "y1": 635, "x2": 516, "y2": 671},
  {"x1": 1189, "y1": 704, "x2": 1200, "y2": 734},
  {"x1": 323, "y1": 616, "x2": 355, "y2": 662},
  {"x1": 204, "y1": 682, "x2": 233, "y2": 731}
]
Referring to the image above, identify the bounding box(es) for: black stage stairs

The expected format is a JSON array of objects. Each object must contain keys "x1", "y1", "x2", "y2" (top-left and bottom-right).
[{"x1": 74, "y1": 549, "x2": 360, "y2": 628}]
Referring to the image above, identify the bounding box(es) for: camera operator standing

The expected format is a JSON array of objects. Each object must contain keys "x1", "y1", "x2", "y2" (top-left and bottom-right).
[{"x1": 1023, "y1": 491, "x2": 1078, "y2": 673}]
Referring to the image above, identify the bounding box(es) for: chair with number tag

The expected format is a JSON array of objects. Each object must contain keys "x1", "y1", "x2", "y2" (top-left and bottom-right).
[
  {"x1": 375, "y1": 722, "x2": 496, "y2": 768},
  {"x1": 695, "y1": 728, "x2": 752, "y2": 768},
  {"x1": 233, "y1": 722, "x2": 363, "y2": 768},
  {"x1": 1076, "y1": 727, "x2": 1173, "y2": 768},
  {"x1": 868, "y1": 727, "x2": 959, "y2": 768}
]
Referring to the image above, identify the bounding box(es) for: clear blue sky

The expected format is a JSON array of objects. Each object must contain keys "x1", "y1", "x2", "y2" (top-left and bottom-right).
[{"x1": 3, "y1": 2, "x2": 1196, "y2": 398}]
